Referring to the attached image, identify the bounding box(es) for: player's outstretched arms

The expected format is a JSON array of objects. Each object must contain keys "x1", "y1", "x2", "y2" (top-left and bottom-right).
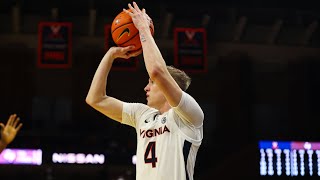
[{"x1": 86, "y1": 46, "x2": 139, "y2": 122}]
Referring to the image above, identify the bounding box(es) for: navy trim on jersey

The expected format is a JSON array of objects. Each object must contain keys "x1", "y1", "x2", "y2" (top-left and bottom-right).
[{"x1": 183, "y1": 140, "x2": 192, "y2": 180}]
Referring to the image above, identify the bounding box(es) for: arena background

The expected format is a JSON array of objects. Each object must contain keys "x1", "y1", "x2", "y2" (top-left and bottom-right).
[{"x1": 0, "y1": 0, "x2": 320, "y2": 179}]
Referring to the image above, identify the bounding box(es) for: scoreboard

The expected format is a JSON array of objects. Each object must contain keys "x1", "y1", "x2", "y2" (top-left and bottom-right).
[{"x1": 259, "y1": 140, "x2": 320, "y2": 177}]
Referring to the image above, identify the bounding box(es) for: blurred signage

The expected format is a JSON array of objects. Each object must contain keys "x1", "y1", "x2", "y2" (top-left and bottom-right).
[
  {"x1": 52, "y1": 152, "x2": 105, "y2": 164},
  {"x1": 174, "y1": 28, "x2": 208, "y2": 73},
  {"x1": 0, "y1": 148, "x2": 42, "y2": 165},
  {"x1": 132, "y1": 154, "x2": 137, "y2": 165},
  {"x1": 38, "y1": 22, "x2": 72, "y2": 68}
]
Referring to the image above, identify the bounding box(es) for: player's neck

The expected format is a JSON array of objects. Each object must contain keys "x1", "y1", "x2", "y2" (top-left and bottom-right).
[{"x1": 159, "y1": 102, "x2": 171, "y2": 114}]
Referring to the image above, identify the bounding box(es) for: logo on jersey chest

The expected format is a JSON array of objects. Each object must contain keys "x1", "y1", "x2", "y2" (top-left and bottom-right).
[
  {"x1": 144, "y1": 114, "x2": 166, "y2": 124},
  {"x1": 161, "y1": 117, "x2": 167, "y2": 124},
  {"x1": 139, "y1": 125, "x2": 170, "y2": 138}
]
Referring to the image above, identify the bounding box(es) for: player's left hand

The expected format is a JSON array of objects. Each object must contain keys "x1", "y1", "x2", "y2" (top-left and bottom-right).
[{"x1": 124, "y1": 2, "x2": 150, "y2": 31}]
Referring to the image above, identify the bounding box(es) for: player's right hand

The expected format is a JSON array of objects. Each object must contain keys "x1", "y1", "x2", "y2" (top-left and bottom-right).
[{"x1": 109, "y1": 46, "x2": 139, "y2": 59}]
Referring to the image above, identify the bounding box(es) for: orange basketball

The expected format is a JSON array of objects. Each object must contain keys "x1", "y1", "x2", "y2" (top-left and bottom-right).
[{"x1": 111, "y1": 9, "x2": 154, "y2": 54}]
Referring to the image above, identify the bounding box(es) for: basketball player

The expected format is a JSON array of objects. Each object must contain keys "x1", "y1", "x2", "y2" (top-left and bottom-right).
[
  {"x1": 86, "y1": 2, "x2": 204, "y2": 180},
  {"x1": 0, "y1": 114, "x2": 23, "y2": 153}
]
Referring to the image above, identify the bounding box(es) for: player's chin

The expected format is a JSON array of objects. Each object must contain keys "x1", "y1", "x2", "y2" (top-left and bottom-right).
[{"x1": 146, "y1": 99, "x2": 151, "y2": 106}]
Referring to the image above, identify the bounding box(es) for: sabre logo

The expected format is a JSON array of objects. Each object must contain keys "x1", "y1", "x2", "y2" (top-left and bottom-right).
[{"x1": 117, "y1": 28, "x2": 130, "y2": 42}]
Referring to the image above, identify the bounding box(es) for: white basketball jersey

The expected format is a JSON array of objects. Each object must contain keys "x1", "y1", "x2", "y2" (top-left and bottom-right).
[{"x1": 122, "y1": 92, "x2": 204, "y2": 180}]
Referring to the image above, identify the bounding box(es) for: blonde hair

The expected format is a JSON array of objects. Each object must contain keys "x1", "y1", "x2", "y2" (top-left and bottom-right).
[{"x1": 167, "y1": 65, "x2": 191, "y2": 91}]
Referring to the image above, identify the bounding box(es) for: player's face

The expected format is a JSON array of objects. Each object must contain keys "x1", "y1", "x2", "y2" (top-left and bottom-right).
[{"x1": 144, "y1": 79, "x2": 166, "y2": 109}]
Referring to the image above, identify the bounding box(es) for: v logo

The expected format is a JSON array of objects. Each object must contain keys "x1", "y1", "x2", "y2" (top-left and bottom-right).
[
  {"x1": 51, "y1": 25, "x2": 61, "y2": 35},
  {"x1": 117, "y1": 28, "x2": 130, "y2": 42},
  {"x1": 185, "y1": 31, "x2": 195, "y2": 40}
]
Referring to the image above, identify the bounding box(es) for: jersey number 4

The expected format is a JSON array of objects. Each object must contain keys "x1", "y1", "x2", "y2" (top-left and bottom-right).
[{"x1": 144, "y1": 141, "x2": 158, "y2": 168}]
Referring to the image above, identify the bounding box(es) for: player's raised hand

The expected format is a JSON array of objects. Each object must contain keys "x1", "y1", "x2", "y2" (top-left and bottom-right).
[
  {"x1": 108, "y1": 46, "x2": 141, "y2": 59},
  {"x1": 0, "y1": 114, "x2": 23, "y2": 145},
  {"x1": 124, "y1": 2, "x2": 150, "y2": 31}
]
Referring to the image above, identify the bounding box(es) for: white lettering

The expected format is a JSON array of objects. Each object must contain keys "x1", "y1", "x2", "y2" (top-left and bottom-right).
[{"x1": 52, "y1": 153, "x2": 105, "y2": 164}]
